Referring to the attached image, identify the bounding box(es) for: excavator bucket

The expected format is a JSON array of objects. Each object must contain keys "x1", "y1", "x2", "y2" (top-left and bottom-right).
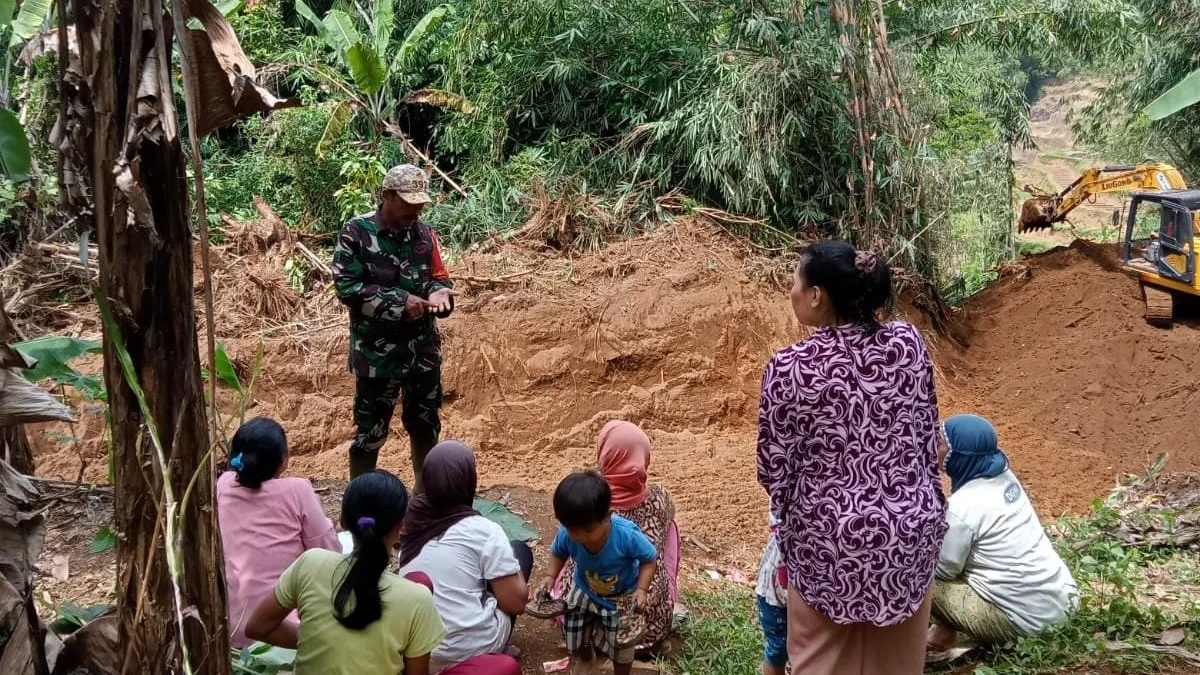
[{"x1": 1018, "y1": 196, "x2": 1057, "y2": 233}]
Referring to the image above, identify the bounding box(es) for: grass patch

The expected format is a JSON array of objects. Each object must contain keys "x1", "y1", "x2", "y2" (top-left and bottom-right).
[
  {"x1": 671, "y1": 585, "x2": 763, "y2": 675},
  {"x1": 669, "y1": 493, "x2": 1200, "y2": 675},
  {"x1": 1016, "y1": 238, "x2": 1056, "y2": 256}
]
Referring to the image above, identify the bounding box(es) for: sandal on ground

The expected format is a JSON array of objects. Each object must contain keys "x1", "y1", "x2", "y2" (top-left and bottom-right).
[{"x1": 925, "y1": 646, "x2": 974, "y2": 664}]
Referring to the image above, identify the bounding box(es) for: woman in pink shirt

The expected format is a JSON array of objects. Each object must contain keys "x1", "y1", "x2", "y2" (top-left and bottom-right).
[{"x1": 217, "y1": 417, "x2": 341, "y2": 647}]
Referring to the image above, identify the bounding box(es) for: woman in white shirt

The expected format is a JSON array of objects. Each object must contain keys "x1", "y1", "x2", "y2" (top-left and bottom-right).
[
  {"x1": 396, "y1": 441, "x2": 531, "y2": 674},
  {"x1": 927, "y1": 414, "x2": 1078, "y2": 650}
]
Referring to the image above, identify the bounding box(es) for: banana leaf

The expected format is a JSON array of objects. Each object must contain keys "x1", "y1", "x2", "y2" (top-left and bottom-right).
[
  {"x1": 0, "y1": 107, "x2": 32, "y2": 183},
  {"x1": 474, "y1": 498, "x2": 539, "y2": 542},
  {"x1": 8, "y1": 0, "x2": 51, "y2": 47},
  {"x1": 1147, "y1": 68, "x2": 1200, "y2": 121},
  {"x1": 346, "y1": 41, "x2": 385, "y2": 96}
]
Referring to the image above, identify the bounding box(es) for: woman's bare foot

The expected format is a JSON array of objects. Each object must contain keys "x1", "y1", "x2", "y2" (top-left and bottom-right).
[{"x1": 926, "y1": 623, "x2": 958, "y2": 652}]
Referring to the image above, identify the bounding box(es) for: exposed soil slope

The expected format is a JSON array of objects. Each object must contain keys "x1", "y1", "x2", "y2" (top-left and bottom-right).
[
  {"x1": 30, "y1": 224, "x2": 1200, "y2": 562},
  {"x1": 942, "y1": 241, "x2": 1200, "y2": 514}
]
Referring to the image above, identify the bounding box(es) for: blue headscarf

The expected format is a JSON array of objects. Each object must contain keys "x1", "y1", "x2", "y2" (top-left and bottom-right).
[{"x1": 944, "y1": 414, "x2": 1009, "y2": 493}]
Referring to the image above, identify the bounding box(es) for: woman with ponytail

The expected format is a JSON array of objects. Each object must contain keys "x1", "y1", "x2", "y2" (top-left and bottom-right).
[
  {"x1": 756, "y1": 240, "x2": 948, "y2": 675},
  {"x1": 217, "y1": 417, "x2": 340, "y2": 647},
  {"x1": 247, "y1": 469, "x2": 446, "y2": 675}
]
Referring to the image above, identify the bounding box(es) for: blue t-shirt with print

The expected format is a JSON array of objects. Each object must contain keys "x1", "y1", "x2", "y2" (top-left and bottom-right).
[{"x1": 551, "y1": 515, "x2": 657, "y2": 609}]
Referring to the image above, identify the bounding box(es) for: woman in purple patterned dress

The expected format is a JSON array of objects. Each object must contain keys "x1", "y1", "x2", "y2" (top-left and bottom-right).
[{"x1": 756, "y1": 240, "x2": 948, "y2": 675}]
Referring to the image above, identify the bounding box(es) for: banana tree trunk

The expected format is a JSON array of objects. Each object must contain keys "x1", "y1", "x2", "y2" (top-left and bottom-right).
[{"x1": 69, "y1": 0, "x2": 231, "y2": 673}]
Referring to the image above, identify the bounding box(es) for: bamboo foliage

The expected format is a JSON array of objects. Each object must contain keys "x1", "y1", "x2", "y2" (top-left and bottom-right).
[
  {"x1": 424, "y1": 0, "x2": 1157, "y2": 279},
  {"x1": 434, "y1": 0, "x2": 1012, "y2": 275},
  {"x1": 1073, "y1": 0, "x2": 1200, "y2": 180}
]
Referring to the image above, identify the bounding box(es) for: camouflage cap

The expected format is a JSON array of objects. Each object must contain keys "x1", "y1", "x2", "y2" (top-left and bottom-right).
[{"x1": 382, "y1": 164, "x2": 432, "y2": 204}]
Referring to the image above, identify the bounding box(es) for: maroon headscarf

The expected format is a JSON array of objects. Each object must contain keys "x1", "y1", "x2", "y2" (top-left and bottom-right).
[{"x1": 396, "y1": 440, "x2": 480, "y2": 568}]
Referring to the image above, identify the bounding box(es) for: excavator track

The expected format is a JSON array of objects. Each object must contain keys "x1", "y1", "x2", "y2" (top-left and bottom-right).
[{"x1": 1142, "y1": 283, "x2": 1175, "y2": 328}]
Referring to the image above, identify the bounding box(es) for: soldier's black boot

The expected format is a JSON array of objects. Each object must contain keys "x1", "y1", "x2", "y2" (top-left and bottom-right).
[
  {"x1": 349, "y1": 449, "x2": 378, "y2": 479},
  {"x1": 409, "y1": 434, "x2": 437, "y2": 495}
]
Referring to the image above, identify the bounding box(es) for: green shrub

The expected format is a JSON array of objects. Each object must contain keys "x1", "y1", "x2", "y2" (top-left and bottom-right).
[{"x1": 203, "y1": 96, "x2": 406, "y2": 233}]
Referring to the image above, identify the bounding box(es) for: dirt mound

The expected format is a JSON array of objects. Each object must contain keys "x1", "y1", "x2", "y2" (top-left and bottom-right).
[
  {"x1": 28, "y1": 221, "x2": 1200, "y2": 566},
  {"x1": 30, "y1": 222, "x2": 806, "y2": 563},
  {"x1": 940, "y1": 241, "x2": 1200, "y2": 515}
]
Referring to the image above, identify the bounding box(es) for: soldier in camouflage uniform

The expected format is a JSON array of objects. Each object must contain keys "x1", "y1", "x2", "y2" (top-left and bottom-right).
[{"x1": 331, "y1": 164, "x2": 457, "y2": 491}]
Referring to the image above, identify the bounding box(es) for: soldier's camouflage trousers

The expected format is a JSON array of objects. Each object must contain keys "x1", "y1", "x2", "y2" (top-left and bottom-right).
[{"x1": 349, "y1": 365, "x2": 442, "y2": 483}]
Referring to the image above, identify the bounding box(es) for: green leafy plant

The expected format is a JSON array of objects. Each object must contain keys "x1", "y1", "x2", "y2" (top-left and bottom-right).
[
  {"x1": 202, "y1": 101, "x2": 404, "y2": 233},
  {"x1": 1146, "y1": 69, "x2": 1200, "y2": 121},
  {"x1": 1072, "y1": 0, "x2": 1200, "y2": 179},
  {"x1": 212, "y1": 341, "x2": 243, "y2": 394},
  {"x1": 47, "y1": 602, "x2": 110, "y2": 636},
  {"x1": 232, "y1": 642, "x2": 296, "y2": 675},
  {"x1": 205, "y1": 340, "x2": 265, "y2": 442},
  {"x1": 14, "y1": 336, "x2": 106, "y2": 400},
  {"x1": 0, "y1": 174, "x2": 19, "y2": 228},
  {"x1": 293, "y1": 0, "x2": 457, "y2": 130},
  {"x1": 89, "y1": 525, "x2": 117, "y2": 554},
  {"x1": 0, "y1": 106, "x2": 31, "y2": 182},
  {"x1": 4, "y1": 0, "x2": 53, "y2": 49},
  {"x1": 670, "y1": 585, "x2": 764, "y2": 675},
  {"x1": 283, "y1": 254, "x2": 307, "y2": 292},
  {"x1": 333, "y1": 151, "x2": 386, "y2": 221}
]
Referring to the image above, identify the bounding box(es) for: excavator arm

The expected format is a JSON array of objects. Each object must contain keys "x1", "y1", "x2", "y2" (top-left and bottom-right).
[{"x1": 1018, "y1": 163, "x2": 1188, "y2": 233}]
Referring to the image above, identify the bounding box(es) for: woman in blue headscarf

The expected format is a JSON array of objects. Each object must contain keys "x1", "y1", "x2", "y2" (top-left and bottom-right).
[{"x1": 926, "y1": 414, "x2": 1077, "y2": 651}]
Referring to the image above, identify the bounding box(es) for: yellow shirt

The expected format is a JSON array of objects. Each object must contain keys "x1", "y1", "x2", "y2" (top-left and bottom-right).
[{"x1": 275, "y1": 549, "x2": 446, "y2": 675}]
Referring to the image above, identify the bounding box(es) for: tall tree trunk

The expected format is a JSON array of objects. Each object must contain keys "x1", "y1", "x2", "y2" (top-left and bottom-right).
[{"x1": 71, "y1": 0, "x2": 231, "y2": 673}]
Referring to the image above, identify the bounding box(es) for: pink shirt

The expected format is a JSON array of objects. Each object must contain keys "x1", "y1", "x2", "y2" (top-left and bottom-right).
[{"x1": 216, "y1": 471, "x2": 340, "y2": 647}]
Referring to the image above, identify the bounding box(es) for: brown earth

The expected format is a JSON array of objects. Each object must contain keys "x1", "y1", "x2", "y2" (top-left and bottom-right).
[
  {"x1": 31, "y1": 222, "x2": 802, "y2": 570},
  {"x1": 942, "y1": 241, "x2": 1200, "y2": 517},
  {"x1": 23, "y1": 218, "x2": 1200, "y2": 673},
  {"x1": 27, "y1": 220, "x2": 1200, "y2": 567}
]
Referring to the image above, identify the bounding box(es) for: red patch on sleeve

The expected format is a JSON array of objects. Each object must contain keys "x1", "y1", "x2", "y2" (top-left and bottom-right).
[{"x1": 430, "y1": 230, "x2": 450, "y2": 280}]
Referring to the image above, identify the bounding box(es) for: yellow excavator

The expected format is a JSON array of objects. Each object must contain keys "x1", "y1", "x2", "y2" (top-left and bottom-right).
[
  {"x1": 1120, "y1": 190, "x2": 1200, "y2": 326},
  {"x1": 1016, "y1": 163, "x2": 1199, "y2": 326},
  {"x1": 1017, "y1": 162, "x2": 1187, "y2": 232}
]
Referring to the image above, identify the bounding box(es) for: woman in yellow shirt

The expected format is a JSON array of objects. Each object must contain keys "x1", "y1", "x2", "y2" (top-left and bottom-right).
[{"x1": 247, "y1": 470, "x2": 446, "y2": 675}]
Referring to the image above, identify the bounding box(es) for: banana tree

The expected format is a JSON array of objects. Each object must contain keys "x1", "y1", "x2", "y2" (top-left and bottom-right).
[
  {"x1": 2, "y1": 0, "x2": 53, "y2": 49},
  {"x1": 295, "y1": 0, "x2": 457, "y2": 128},
  {"x1": 0, "y1": 0, "x2": 53, "y2": 107}
]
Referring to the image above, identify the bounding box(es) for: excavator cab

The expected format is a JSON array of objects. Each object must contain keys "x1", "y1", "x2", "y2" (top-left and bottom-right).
[{"x1": 1121, "y1": 190, "x2": 1200, "y2": 326}]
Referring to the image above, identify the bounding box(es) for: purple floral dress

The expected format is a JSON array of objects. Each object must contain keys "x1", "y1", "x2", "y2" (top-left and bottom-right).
[{"x1": 756, "y1": 321, "x2": 947, "y2": 627}]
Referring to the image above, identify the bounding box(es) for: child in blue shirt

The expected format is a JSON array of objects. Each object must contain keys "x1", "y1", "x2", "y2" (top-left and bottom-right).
[{"x1": 535, "y1": 471, "x2": 657, "y2": 675}]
